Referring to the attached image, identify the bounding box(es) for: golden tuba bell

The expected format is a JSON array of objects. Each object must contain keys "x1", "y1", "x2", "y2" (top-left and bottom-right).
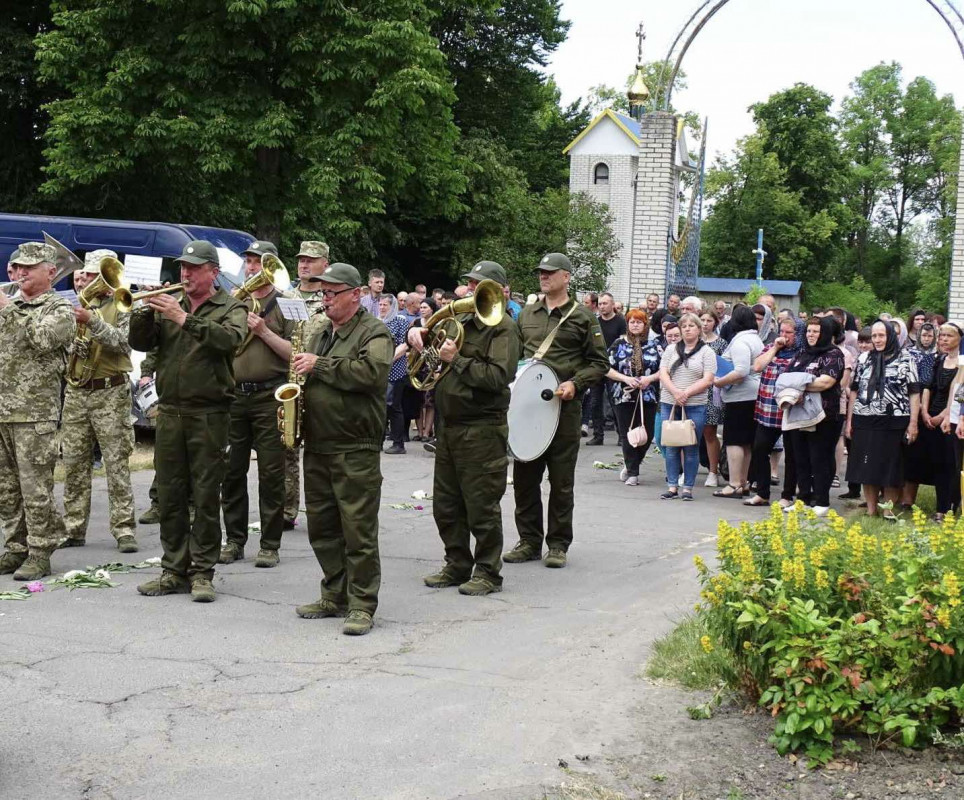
[
  {"x1": 407, "y1": 278, "x2": 505, "y2": 391},
  {"x1": 65, "y1": 255, "x2": 126, "y2": 388},
  {"x1": 233, "y1": 252, "x2": 292, "y2": 350}
]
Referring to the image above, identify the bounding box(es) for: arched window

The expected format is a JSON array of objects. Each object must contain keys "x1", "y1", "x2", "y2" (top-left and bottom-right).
[{"x1": 593, "y1": 162, "x2": 609, "y2": 185}]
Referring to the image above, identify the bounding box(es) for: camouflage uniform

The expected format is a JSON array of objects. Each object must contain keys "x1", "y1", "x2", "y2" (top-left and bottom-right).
[
  {"x1": 0, "y1": 243, "x2": 76, "y2": 557},
  {"x1": 62, "y1": 251, "x2": 136, "y2": 544}
]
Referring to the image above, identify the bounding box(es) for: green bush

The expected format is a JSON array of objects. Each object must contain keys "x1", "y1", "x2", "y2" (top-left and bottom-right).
[
  {"x1": 802, "y1": 277, "x2": 895, "y2": 323},
  {"x1": 695, "y1": 504, "x2": 964, "y2": 766}
]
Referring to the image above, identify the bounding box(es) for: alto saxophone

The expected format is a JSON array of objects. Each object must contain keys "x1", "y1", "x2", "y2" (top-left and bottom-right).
[{"x1": 275, "y1": 321, "x2": 305, "y2": 448}]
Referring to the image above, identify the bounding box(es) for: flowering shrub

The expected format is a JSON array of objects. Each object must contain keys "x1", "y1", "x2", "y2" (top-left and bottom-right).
[{"x1": 695, "y1": 502, "x2": 964, "y2": 766}]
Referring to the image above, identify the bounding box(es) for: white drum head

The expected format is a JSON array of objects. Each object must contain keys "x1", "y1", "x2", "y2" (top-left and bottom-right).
[{"x1": 508, "y1": 361, "x2": 560, "y2": 462}]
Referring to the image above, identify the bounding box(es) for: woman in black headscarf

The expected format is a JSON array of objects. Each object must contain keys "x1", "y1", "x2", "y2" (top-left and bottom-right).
[
  {"x1": 845, "y1": 320, "x2": 921, "y2": 519},
  {"x1": 782, "y1": 316, "x2": 845, "y2": 515}
]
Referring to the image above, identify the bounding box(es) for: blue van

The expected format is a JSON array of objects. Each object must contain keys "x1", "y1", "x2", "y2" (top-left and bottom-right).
[{"x1": 0, "y1": 213, "x2": 257, "y2": 427}]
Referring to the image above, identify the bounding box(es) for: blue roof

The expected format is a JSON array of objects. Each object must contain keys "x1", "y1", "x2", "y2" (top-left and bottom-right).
[
  {"x1": 613, "y1": 112, "x2": 641, "y2": 139},
  {"x1": 697, "y1": 277, "x2": 802, "y2": 296}
]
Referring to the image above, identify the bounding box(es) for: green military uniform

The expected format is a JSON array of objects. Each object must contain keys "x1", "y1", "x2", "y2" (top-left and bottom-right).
[
  {"x1": 428, "y1": 262, "x2": 521, "y2": 591},
  {"x1": 302, "y1": 265, "x2": 391, "y2": 620},
  {"x1": 129, "y1": 242, "x2": 247, "y2": 585},
  {"x1": 511, "y1": 254, "x2": 609, "y2": 560},
  {"x1": 221, "y1": 279, "x2": 295, "y2": 558},
  {"x1": 0, "y1": 242, "x2": 76, "y2": 575},
  {"x1": 62, "y1": 249, "x2": 137, "y2": 549}
]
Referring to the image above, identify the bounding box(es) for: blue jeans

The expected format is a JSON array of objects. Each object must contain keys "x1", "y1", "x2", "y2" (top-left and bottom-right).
[{"x1": 660, "y1": 403, "x2": 708, "y2": 489}]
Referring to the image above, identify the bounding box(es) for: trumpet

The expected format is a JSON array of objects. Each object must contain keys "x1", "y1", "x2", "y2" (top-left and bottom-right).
[{"x1": 114, "y1": 283, "x2": 185, "y2": 312}]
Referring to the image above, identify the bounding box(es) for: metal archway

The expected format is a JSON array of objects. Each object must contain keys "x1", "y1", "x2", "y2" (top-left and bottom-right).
[{"x1": 656, "y1": 0, "x2": 964, "y2": 111}]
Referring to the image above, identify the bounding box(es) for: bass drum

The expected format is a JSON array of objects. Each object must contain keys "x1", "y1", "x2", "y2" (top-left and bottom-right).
[{"x1": 508, "y1": 360, "x2": 561, "y2": 462}]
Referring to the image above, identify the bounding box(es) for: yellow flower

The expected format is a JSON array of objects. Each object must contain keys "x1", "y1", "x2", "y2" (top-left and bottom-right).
[
  {"x1": 815, "y1": 569, "x2": 829, "y2": 590},
  {"x1": 944, "y1": 571, "x2": 961, "y2": 607},
  {"x1": 781, "y1": 558, "x2": 794, "y2": 585},
  {"x1": 693, "y1": 555, "x2": 708, "y2": 576},
  {"x1": 793, "y1": 539, "x2": 806, "y2": 559},
  {"x1": 883, "y1": 564, "x2": 895, "y2": 585},
  {"x1": 700, "y1": 635, "x2": 714, "y2": 653},
  {"x1": 792, "y1": 559, "x2": 806, "y2": 590},
  {"x1": 937, "y1": 607, "x2": 952, "y2": 628}
]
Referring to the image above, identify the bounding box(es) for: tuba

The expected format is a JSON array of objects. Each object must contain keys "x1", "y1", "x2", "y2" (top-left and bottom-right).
[
  {"x1": 233, "y1": 252, "x2": 292, "y2": 350},
  {"x1": 1, "y1": 232, "x2": 85, "y2": 296},
  {"x1": 65, "y1": 255, "x2": 126, "y2": 387},
  {"x1": 275, "y1": 320, "x2": 305, "y2": 448},
  {"x1": 407, "y1": 278, "x2": 505, "y2": 391}
]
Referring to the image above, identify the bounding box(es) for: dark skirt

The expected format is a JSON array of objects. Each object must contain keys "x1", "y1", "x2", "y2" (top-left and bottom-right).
[
  {"x1": 904, "y1": 424, "x2": 943, "y2": 486},
  {"x1": 723, "y1": 400, "x2": 756, "y2": 446},
  {"x1": 846, "y1": 427, "x2": 905, "y2": 487}
]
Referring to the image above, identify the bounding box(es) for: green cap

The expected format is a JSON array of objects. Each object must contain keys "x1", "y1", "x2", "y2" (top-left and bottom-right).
[
  {"x1": 175, "y1": 240, "x2": 219, "y2": 266},
  {"x1": 8, "y1": 247, "x2": 20, "y2": 265},
  {"x1": 308, "y1": 262, "x2": 361, "y2": 288},
  {"x1": 535, "y1": 252, "x2": 572, "y2": 273},
  {"x1": 296, "y1": 240, "x2": 330, "y2": 259},
  {"x1": 83, "y1": 248, "x2": 118, "y2": 274},
  {"x1": 460, "y1": 260, "x2": 508, "y2": 287},
  {"x1": 241, "y1": 240, "x2": 278, "y2": 258},
  {"x1": 11, "y1": 241, "x2": 56, "y2": 267}
]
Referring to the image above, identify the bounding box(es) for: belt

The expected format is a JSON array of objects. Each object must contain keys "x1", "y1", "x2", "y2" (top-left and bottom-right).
[
  {"x1": 77, "y1": 374, "x2": 128, "y2": 391},
  {"x1": 235, "y1": 380, "x2": 283, "y2": 395}
]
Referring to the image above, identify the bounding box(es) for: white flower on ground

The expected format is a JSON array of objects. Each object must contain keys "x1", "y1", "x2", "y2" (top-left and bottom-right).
[{"x1": 63, "y1": 570, "x2": 88, "y2": 581}]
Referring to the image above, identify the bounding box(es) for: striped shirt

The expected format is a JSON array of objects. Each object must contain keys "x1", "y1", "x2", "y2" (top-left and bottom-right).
[{"x1": 659, "y1": 345, "x2": 716, "y2": 406}]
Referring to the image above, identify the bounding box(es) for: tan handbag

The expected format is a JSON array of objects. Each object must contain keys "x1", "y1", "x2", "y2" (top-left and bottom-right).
[
  {"x1": 660, "y1": 404, "x2": 697, "y2": 447},
  {"x1": 626, "y1": 393, "x2": 648, "y2": 448}
]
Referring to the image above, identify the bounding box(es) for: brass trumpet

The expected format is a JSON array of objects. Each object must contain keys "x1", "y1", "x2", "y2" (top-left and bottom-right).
[
  {"x1": 407, "y1": 278, "x2": 505, "y2": 391},
  {"x1": 114, "y1": 283, "x2": 185, "y2": 312}
]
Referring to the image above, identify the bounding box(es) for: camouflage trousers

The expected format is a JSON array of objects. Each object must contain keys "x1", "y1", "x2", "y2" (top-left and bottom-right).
[
  {"x1": 284, "y1": 445, "x2": 301, "y2": 522},
  {"x1": 61, "y1": 382, "x2": 135, "y2": 542},
  {"x1": 0, "y1": 420, "x2": 67, "y2": 554}
]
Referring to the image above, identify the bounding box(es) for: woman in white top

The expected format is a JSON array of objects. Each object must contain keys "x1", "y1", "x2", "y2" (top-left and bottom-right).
[{"x1": 658, "y1": 313, "x2": 717, "y2": 500}]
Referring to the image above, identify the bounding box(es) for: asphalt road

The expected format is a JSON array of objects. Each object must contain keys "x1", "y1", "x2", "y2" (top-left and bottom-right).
[{"x1": 0, "y1": 442, "x2": 777, "y2": 799}]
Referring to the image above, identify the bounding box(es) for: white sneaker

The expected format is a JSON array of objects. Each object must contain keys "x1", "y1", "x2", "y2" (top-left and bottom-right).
[
  {"x1": 581, "y1": 424, "x2": 590, "y2": 438},
  {"x1": 625, "y1": 476, "x2": 638, "y2": 486},
  {"x1": 704, "y1": 472, "x2": 719, "y2": 487},
  {"x1": 619, "y1": 468, "x2": 628, "y2": 482},
  {"x1": 812, "y1": 506, "x2": 830, "y2": 517}
]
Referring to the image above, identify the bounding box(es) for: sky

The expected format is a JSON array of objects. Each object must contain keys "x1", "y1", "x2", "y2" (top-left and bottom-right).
[{"x1": 547, "y1": 0, "x2": 964, "y2": 163}]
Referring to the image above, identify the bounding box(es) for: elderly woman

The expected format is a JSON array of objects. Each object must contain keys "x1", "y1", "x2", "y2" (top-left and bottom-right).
[
  {"x1": 845, "y1": 320, "x2": 921, "y2": 519},
  {"x1": 782, "y1": 317, "x2": 845, "y2": 516},
  {"x1": 607, "y1": 310, "x2": 661, "y2": 486},
  {"x1": 658, "y1": 313, "x2": 716, "y2": 500},
  {"x1": 713, "y1": 305, "x2": 764, "y2": 497}
]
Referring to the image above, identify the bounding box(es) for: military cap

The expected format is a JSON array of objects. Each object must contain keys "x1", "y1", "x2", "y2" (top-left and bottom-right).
[
  {"x1": 8, "y1": 247, "x2": 20, "y2": 265},
  {"x1": 307, "y1": 262, "x2": 361, "y2": 288},
  {"x1": 241, "y1": 240, "x2": 278, "y2": 258},
  {"x1": 460, "y1": 260, "x2": 508, "y2": 287},
  {"x1": 11, "y1": 241, "x2": 56, "y2": 267},
  {"x1": 535, "y1": 252, "x2": 572, "y2": 273},
  {"x1": 296, "y1": 240, "x2": 330, "y2": 260},
  {"x1": 175, "y1": 240, "x2": 219, "y2": 266},
  {"x1": 83, "y1": 248, "x2": 119, "y2": 274}
]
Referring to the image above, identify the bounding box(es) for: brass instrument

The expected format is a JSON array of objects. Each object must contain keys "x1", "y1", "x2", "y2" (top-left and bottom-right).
[
  {"x1": 1, "y1": 232, "x2": 84, "y2": 296},
  {"x1": 275, "y1": 320, "x2": 305, "y2": 448},
  {"x1": 65, "y1": 255, "x2": 125, "y2": 387},
  {"x1": 407, "y1": 278, "x2": 505, "y2": 391},
  {"x1": 233, "y1": 252, "x2": 292, "y2": 350},
  {"x1": 114, "y1": 283, "x2": 185, "y2": 312}
]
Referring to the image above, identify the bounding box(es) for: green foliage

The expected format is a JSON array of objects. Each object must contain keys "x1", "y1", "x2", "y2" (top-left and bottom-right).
[
  {"x1": 695, "y1": 505, "x2": 964, "y2": 765},
  {"x1": 644, "y1": 614, "x2": 738, "y2": 691},
  {"x1": 803, "y1": 277, "x2": 895, "y2": 322},
  {"x1": 742, "y1": 284, "x2": 765, "y2": 306}
]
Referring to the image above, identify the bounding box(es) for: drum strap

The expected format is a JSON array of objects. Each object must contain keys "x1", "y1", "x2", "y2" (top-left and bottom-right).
[{"x1": 533, "y1": 301, "x2": 578, "y2": 362}]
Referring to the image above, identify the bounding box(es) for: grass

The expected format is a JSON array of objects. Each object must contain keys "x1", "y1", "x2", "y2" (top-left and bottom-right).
[{"x1": 644, "y1": 613, "x2": 737, "y2": 690}]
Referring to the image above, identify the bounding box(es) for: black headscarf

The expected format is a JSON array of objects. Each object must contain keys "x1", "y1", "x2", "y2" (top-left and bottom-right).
[
  {"x1": 728, "y1": 304, "x2": 758, "y2": 335},
  {"x1": 862, "y1": 320, "x2": 900, "y2": 403},
  {"x1": 790, "y1": 316, "x2": 836, "y2": 370}
]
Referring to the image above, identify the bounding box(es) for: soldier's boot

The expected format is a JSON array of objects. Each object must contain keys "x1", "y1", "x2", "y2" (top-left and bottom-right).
[
  {"x1": 296, "y1": 598, "x2": 347, "y2": 619},
  {"x1": 13, "y1": 553, "x2": 52, "y2": 582},
  {"x1": 0, "y1": 551, "x2": 27, "y2": 575},
  {"x1": 138, "y1": 505, "x2": 160, "y2": 525},
  {"x1": 255, "y1": 549, "x2": 279, "y2": 568},
  {"x1": 423, "y1": 567, "x2": 469, "y2": 588},
  {"x1": 218, "y1": 543, "x2": 244, "y2": 565},
  {"x1": 190, "y1": 577, "x2": 216, "y2": 603},
  {"x1": 59, "y1": 537, "x2": 86, "y2": 548},
  {"x1": 137, "y1": 571, "x2": 190, "y2": 596},
  {"x1": 458, "y1": 576, "x2": 502, "y2": 596},
  {"x1": 544, "y1": 548, "x2": 568, "y2": 569},
  {"x1": 342, "y1": 610, "x2": 374, "y2": 636},
  {"x1": 116, "y1": 535, "x2": 139, "y2": 554},
  {"x1": 502, "y1": 540, "x2": 542, "y2": 563}
]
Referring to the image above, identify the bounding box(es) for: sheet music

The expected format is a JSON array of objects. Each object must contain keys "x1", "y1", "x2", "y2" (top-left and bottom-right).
[{"x1": 277, "y1": 298, "x2": 309, "y2": 321}]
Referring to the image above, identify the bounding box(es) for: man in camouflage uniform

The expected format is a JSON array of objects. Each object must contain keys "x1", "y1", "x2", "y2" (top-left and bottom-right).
[
  {"x1": 505, "y1": 253, "x2": 609, "y2": 569},
  {"x1": 219, "y1": 240, "x2": 294, "y2": 568},
  {"x1": 0, "y1": 242, "x2": 76, "y2": 580},
  {"x1": 284, "y1": 240, "x2": 330, "y2": 529},
  {"x1": 130, "y1": 240, "x2": 247, "y2": 603},
  {"x1": 61, "y1": 250, "x2": 138, "y2": 553}
]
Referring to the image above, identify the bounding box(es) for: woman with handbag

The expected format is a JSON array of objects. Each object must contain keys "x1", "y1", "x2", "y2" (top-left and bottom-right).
[
  {"x1": 658, "y1": 313, "x2": 717, "y2": 500},
  {"x1": 606, "y1": 309, "x2": 661, "y2": 486}
]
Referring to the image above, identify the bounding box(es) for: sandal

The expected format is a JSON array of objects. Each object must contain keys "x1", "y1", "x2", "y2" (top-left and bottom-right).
[
  {"x1": 660, "y1": 489, "x2": 679, "y2": 500},
  {"x1": 680, "y1": 490, "x2": 694, "y2": 501},
  {"x1": 743, "y1": 495, "x2": 769, "y2": 507},
  {"x1": 713, "y1": 484, "x2": 744, "y2": 498}
]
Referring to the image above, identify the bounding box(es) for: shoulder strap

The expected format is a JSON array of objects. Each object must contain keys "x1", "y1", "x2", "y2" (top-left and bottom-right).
[{"x1": 533, "y1": 301, "x2": 578, "y2": 361}]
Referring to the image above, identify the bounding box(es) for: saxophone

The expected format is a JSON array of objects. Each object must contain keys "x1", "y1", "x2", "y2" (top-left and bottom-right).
[{"x1": 275, "y1": 321, "x2": 305, "y2": 448}]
